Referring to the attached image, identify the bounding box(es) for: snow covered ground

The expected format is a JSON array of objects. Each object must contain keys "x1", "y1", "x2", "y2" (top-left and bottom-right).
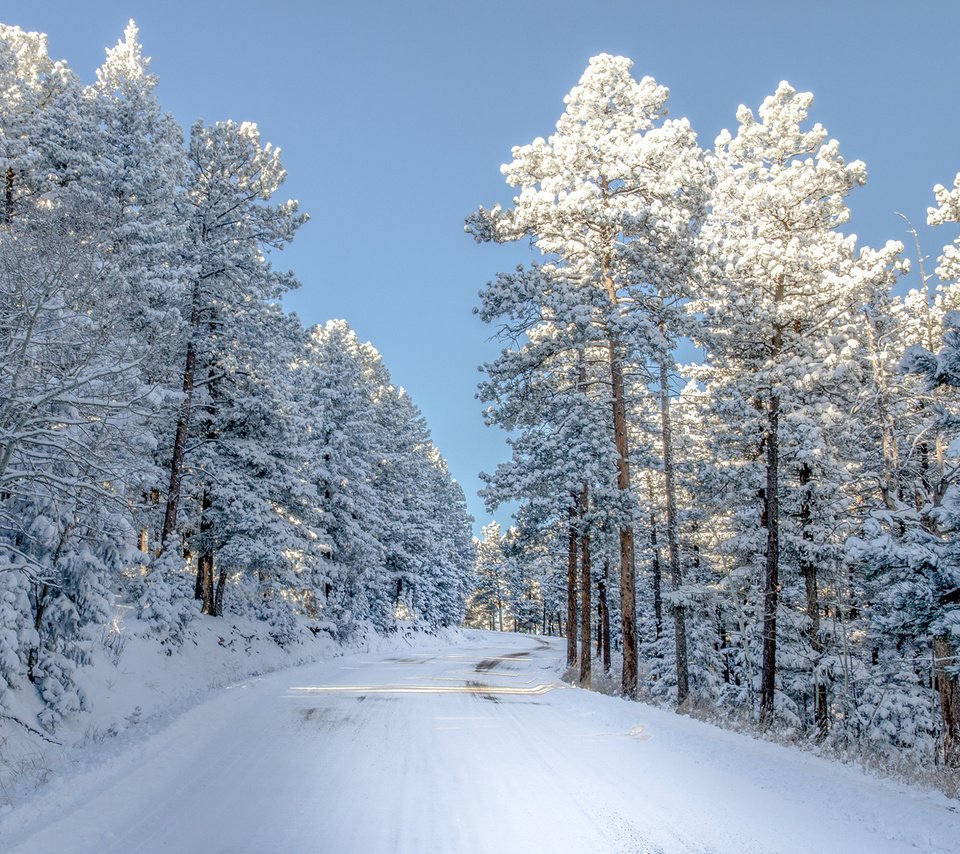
[{"x1": 1, "y1": 629, "x2": 958, "y2": 853}]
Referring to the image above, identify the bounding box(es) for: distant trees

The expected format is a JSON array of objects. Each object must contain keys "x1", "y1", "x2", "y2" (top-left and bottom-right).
[
  {"x1": 470, "y1": 53, "x2": 960, "y2": 769},
  {"x1": 0, "y1": 21, "x2": 473, "y2": 729},
  {"x1": 467, "y1": 522, "x2": 509, "y2": 631}
]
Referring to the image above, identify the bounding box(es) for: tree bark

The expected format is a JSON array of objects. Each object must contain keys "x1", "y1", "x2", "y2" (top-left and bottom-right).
[
  {"x1": 609, "y1": 341, "x2": 638, "y2": 697},
  {"x1": 760, "y1": 276, "x2": 784, "y2": 728},
  {"x1": 596, "y1": 604, "x2": 603, "y2": 656},
  {"x1": 214, "y1": 564, "x2": 227, "y2": 617},
  {"x1": 160, "y1": 337, "x2": 195, "y2": 551},
  {"x1": 579, "y1": 483, "x2": 592, "y2": 688},
  {"x1": 27, "y1": 583, "x2": 49, "y2": 683},
  {"x1": 659, "y1": 358, "x2": 689, "y2": 706},
  {"x1": 798, "y1": 463, "x2": 828, "y2": 739},
  {"x1": 4, "y1": 167, "x2": 14, "y2": 223},
  {"x1": 934, "y1": 636, "x2": 960, "y2": 767},
  {"x1": 647, "y1": 473, "x2": 664, "y2": 642},
  {"x1": 599, "y1": 561, "x2": 612, "y2": 673},
  {"x1": 161, "y1": 278, "x2": 205, "y2": 554},
  {"x1": 566, "y1": 501, "x2": 579, "y2": 668},
  {"x1": 198, "y1": 486, "x2": 215, "y2": 614},
  {"x1": 760, "y1": 390, "x2": 780, "y2": 727}
]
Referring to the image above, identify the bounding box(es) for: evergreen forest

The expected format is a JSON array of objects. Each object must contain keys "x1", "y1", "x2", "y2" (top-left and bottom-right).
[{"x1": 3, "y1": 24, "x2": 960, "y2": 785}]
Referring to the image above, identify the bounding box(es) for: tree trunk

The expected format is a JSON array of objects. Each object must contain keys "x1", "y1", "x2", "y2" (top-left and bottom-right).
[
  {"x1": 760, "y1": 390, "x2": 780, "y2": 727},
  {"x1": 659, "y1": 358, "x2": 689, "y2": 706},
  {"x1": 214, "y1": 564, "x2": 227, "y2": 617},
  {"x1": 193, "y1": 555, "x2": 204, "y2": 600},
  {"x1": 566, "y1": 501, "x2": 578, "y2": 668},
  {"x1": 27, "y1": 522, "x2": 77, "y2": 680},
  {"x1": 4, "y1": 167, "x2": 14, "y2": 223},
  {"x1": 759, "y1": 279, "x2": 784, "y2": 728},
  {"x1": 597, "y1": 225, "x2": 638, "y2": 698},
  {"x1": 579, "y1": 483, "x2": 592, "y2": 688},
  {"x1": 599, "y1": 561, "x2": 612, "y2": 673},
  {"x1": 161, "y1": 272, "x2": 213, "y2": 555},
  {"x1": 27, "y1": 583, "x2": 49, "y2": 683},
  {"x1": 647, "y1": 473, "x2": 664, "y2": 642},
  {"x1": 596, "y1": 607, "x2": 602, "y2": 656},
  {"x1": 198, "y1": 485, "x2": 215, "y2": 615},
  {"x1": 717, "y1": 610, "x2": 732, "y2": 685},
  {"x1": 199, "y1": 553, "x2": 214, "y2": 614},
  {"x1": 933, "y1": 636, "x2": 960, "y2": 766},
  {"x1": 160, "y1": 336, "x2": 196, "y2": 551},
  {"x1": 798, "y1": 463, "x2": 828, "y2": 739},
  {"x1": 609, "y1": 341, "x2": 638, "y2": 697}
]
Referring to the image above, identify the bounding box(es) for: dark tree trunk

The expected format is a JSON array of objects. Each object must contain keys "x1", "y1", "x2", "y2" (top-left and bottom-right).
[
  {"x1": 717, "y1": 611, "x2": 731, "y2": 685},
  {"x1": 759, "y1": 281, "x2": 784, "y2": 728},
  {"x1": 760, "y1": 391, "x2": 780, "y2": 728},
  {"x1": 161, "y1": 336, "x2": 196, "y2": 551},
  {"x1": 933, "y1": 636, "x2": 960, "y2": 766},
  {"x1": 648, "y1": 486, "x2": 663, "y2": 642},
  {"x1": 596, "y1": 226, "x2": 638, "y2": 699},
  {"x1": 214, "y1": 564, "x2": 227, "y2": 617},
  {"x1": 599, "y1": 561, "x2": 612, "y2": 673},
  {"x1": 27, "y1": 525, "x2": 73, "y2": 681},
  {"x1": 198, "y1": 487, "x2": 216, "y2": 615},
  {"x1": 4, "y1": 167, "x2": 14, "y2": 223},
  {"x1": 194, "y1": 555, "x2": 204, "y2": 600},
  {"x1": 651, "y1": 516, "x2": 663, "y2": 641},
  {"x1": 798, "y1": 463, "x2": 828, "y2": 739},
  {"x1": 609, "y1": 341, "x2": 638, "y2": 698},
  {"x1": 659, "y1": 358, "x2": 689, "y2": 706},
  {"x1": 596, "y1": 601, "x2": 603, "y2": 656},
  {"x1": 199, "y1": 552, "x2": 214, "y2": 614},
  {"x1": 579, "y1": 483, "x2": 591, "y2": 688},
  {"x1": 161, "y1": 274, "x2": 211, "y2": 555},
  {"x1": 27, "y1": 583, "x2": 49, "y2": 683},
  {"x1": 566, "y1": 501, "x2": 578, "y2": 668}
]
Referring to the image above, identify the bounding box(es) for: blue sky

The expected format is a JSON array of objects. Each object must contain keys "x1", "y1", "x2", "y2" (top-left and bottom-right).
[{"x1": 4, "y1": 0, "x2": 959, "y2": 533}]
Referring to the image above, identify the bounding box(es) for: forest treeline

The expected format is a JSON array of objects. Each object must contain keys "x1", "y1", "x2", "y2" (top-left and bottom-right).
[
  {"x1": 0, "y1": 22, "x2": 474, "y2": 730},
  {"x1": 465, "y1": 54, "x2": 960, "y2": 771}
]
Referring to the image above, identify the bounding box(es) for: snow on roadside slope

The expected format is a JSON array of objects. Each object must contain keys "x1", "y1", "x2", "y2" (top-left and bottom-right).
[
  {"x1": 0, "y1": 609, "x2": 460, "y2": 811},
  {"x1": 2, "y1": 630, "x2": 958, "y2": 853}
]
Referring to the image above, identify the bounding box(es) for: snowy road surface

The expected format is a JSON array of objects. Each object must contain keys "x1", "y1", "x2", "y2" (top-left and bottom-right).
[{"x1": 2, "y1": 630, "x2": 957, "y2": 853}]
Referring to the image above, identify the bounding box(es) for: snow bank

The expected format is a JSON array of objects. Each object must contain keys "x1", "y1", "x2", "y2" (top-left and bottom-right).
[{"x1": 0, "y1": 611, "x2": 460, "y2": 811}]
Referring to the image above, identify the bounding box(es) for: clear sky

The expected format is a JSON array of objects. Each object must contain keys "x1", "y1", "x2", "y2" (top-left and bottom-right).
[{"x1": 4, "y1": 0, "x2": 959, "y2": 534}]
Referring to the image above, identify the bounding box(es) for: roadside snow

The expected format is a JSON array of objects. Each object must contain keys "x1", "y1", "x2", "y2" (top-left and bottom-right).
[{"x1": 0, "y1": 610, "x2": 455, "y2": 812}]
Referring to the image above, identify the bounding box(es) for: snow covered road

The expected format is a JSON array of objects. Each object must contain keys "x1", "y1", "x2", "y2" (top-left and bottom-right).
[{"x1": 2, "y1": 630, "x2": 957, "y2": 853}]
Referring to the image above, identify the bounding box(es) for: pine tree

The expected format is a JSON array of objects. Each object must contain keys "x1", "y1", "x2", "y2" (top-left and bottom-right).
[
  {"x1": 469, "y1": 54, "x2": 704, "y2": 696},
  {"x1": 696, "y1": 81, "x2": 902, "y2": 727},
  {"x1": 469, "y1": 522, "x2": 510, "y2": 631},
  {"x1": 152, "y1": 118, "x2": 306, "y2": 624},
  {"x1": 0, "y1": 23, "x2": 165, "y2": 724}
]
